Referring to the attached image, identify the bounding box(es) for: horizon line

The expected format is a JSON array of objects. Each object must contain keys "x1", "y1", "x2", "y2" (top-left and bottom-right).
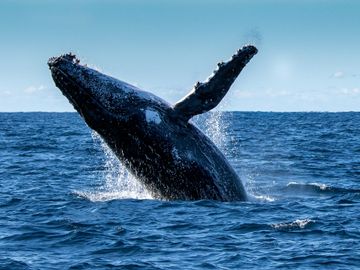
[{"x1": 1, "y1": 110, "x2": 359, "y2": 113}]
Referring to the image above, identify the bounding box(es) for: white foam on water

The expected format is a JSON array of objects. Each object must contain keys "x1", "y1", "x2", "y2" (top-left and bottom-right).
[
  {"x1": 75, "y1": 190, "x2": 150, "y2": 202},
  {"x1": 309, "y1": 182, "x2": 328, "y2": 190},
  {"x1": 271, "y1": 219, "x2": 315, "y2": 230},
  {"x1": 286, "y1": 181, "x2": 330, "y2": 191},
  {"x1": 77, "y1": 132, "x2": 152, "y2": 202},
  {"x1": 248, "y1": 193, "x2": 276, "y2": 203}
]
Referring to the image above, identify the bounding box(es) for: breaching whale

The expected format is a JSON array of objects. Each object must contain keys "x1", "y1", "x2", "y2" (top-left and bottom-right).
[{"x1": 48, "y1": 45, "x2": 257, "y2": 201}]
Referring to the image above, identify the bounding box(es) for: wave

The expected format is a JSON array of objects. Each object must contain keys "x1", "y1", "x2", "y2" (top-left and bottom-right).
[
  {"x1": 283, "y1": 182, "x2": 360, "y2": 196},
  {"x1": 248, "y1": 193, "x2": 276, "y2": 202},
  {"x1": 271, "y1": 219, "x2": 315, "y2": 230},
  {"x1": 227, "y1": 218, "x2": 316, "y2": 232},
  {"x1": 0, "y1": 258, "x2": 30, "y2": 269}
]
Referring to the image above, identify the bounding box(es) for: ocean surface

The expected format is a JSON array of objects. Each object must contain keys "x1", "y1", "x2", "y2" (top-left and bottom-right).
[{"x1": 0, "y1": 112, "x2": 359, "y2": 269}]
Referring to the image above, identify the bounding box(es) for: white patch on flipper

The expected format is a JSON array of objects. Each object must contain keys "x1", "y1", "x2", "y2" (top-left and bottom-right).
[{"x1": 145, "y1": 108, "x2": 161, "y2": 124}]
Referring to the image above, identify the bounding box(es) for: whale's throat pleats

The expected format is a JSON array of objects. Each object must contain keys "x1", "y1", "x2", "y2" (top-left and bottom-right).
[{"x1": 172, "y1": 45, "x2": 257, "y2": 122}]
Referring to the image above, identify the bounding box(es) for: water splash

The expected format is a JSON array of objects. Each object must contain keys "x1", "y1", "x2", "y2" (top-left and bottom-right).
[
  {"x1": 80, "y1": 112, "x2": 269, "y2": 202},
  {"x1": 203, "y1": 111, "x2": 228, "y2": 152},
  {"x1": 81, "y1": 132, "x2": 152, "y2": 202},
  {"x1": 198, "y1": 110, "x2": 272, "y2": 201}
]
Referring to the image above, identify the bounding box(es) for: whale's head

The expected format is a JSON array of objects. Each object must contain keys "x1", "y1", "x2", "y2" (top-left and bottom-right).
[{"x1": 48, "y1": 53, "x2": 151, "y2": 136}]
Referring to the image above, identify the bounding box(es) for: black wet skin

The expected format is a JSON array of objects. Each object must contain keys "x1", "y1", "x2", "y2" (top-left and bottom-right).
[{"x1": 48, "y1": 46, "x2": 257, "y2": 201}]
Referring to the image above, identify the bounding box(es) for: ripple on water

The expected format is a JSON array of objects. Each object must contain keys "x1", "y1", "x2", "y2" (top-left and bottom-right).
[{"x1": 0, "y1": 112, "x2": 360, "y2": 269}]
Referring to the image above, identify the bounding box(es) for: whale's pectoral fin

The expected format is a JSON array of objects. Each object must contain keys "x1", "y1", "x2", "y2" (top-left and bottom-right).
[{"x1": 173, "y1": 45, "x2": 257, "y2": 122}]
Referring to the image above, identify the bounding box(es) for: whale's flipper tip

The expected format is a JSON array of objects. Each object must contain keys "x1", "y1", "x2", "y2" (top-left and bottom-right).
[
  {"x1": 173, "y1": 45, "x2": 257, "y2": 121},
  {"x1": 233, "y1": 45, "x2": 258, "y2": 59},
  {"x1": 239, "y1": 44, "x2": 258, "y2": 54}
]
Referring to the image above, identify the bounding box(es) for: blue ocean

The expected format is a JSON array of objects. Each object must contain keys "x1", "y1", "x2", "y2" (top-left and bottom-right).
[{"x1": 0, "y1": 112, "x2": 359, "y2": 269}]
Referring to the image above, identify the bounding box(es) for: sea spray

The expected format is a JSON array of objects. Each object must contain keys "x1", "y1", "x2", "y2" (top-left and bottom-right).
[
  {"x1": 85, "y1": 131, "x2": 151, "y2": 201},
  {"x1": 197, "y1": 111, "x2": 267, "y2": 200},
  {"x1": 87, "y1": 112, "x2": 265, "y2": 201},
  {"x1": 203, "y1": 111, "x2": 228, "y2": 152}
]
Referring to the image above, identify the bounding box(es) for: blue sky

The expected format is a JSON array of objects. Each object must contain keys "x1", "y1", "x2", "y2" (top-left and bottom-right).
[{"x1": 0, "y1": 0, "x2": 359, "y2": 112}]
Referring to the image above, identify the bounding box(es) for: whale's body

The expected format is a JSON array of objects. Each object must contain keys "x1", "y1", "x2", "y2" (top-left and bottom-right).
[{"x1": 48, "y1": 45, "x2": 257, "y2": 201}]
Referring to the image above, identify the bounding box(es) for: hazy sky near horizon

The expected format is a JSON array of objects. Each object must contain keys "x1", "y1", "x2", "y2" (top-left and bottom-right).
[{"x1": 0, "y1": 0, "x2": 359, "y2": 112}]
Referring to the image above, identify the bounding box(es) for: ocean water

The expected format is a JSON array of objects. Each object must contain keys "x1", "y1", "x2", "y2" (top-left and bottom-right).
[{"x1": 0, "y1": 112, "x2": 359, "y2": 269}]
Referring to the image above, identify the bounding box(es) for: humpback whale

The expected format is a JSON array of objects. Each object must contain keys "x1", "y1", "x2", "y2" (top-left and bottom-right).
[{"x1": 48, "y1": 45, "x2": 257, "y2": 201}]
